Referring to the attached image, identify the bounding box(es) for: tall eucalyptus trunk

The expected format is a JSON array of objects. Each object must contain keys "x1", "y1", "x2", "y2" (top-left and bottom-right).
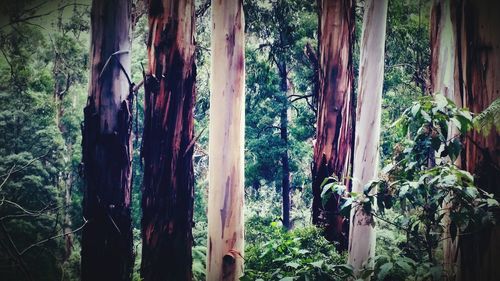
[
  {"x1": 140, "y1": 0, "x2": 196, "y2": 280},
  {"x1": 347, "y1": 0, "x2": 388, "y2": 278},
  {"x1": 206, "y1": 0, "x2": 246, "y2": 280},
  {"x1": 452, "y1": 1, "x2": 500, "y2": 280},
  {"x1": 312, "y1": 0, "x2": 355, "y2": 250},
  {"x1": 81, "y1": 0, "x2": 134, "y2": 280}
]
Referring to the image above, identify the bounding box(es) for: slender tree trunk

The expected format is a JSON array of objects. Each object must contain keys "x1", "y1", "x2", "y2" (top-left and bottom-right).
[
  {"x1": 53, "y1": 48, "x2": 75, "y2": 263},
  {"x1": 452, "y1": 1, "x2": 500, "y2": 280},
  {"x1": 347, "y1": 0, "x2": 388, "y2": 278},
  {"x1": 280, "y1": 70, "x2": 291, "y2": 230},
  {"x1": 430, "y1": 0, "x2": 460, "y2": 279},
  {"x1": 81, "y1": 0, "x2": 134, "y2": 280},
  {"x1": 206, "y1": 0, "x2": 245, "y2": 280},
  {"x1": 312, "y1": 0, "x2": 355, "y2": 251},
  {"x1": 140, "y1": 1, "x2": 196, "y2": 280}
]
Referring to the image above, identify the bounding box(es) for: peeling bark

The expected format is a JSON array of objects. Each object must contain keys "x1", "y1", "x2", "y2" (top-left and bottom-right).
[
  {"x1": 140, "y1": 1, "x2": 196, "y2": 280},
  {"x1": 347, "y1": 0, "x2": 388, "y2": 278},
  {"x1": 81, "y1": 1, "x2": 134, "y2": 280},
  {"x1": 430, "y1": 1, "x2": 460, "y2": 279},
  {"x1": 312, "y1": 0, "x2": 355, "y2": 251},
  {"x1": 206, "y1": 0, "x2": 245, "y2": 280},
  {"x1": 451, "y1": 1, "x2": 500, "y2": 280}
]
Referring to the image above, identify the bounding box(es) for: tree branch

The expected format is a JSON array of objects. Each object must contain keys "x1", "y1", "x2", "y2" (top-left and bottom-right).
[
  {"x1": 19, "y1": 218, "x2": 88, "y2": 256},
  {"x1": 0, "y1": 3, "x2": 89, "y2": 30},
  {"x1": 196, "y1": 0, "x2": 211, "y2": 18}
]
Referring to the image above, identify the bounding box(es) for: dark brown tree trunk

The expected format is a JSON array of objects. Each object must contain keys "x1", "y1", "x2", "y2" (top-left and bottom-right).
[
  {"x1": 280, "y1": 69, "x2": 291, "y2": 230},
  {"x1": 81, "y1": 1, "x2": 134, "y2": 281},
  {"x1": 140, "y1": 1, "x2": 196, "y2": 280},
  {"x1": 312, "y1": 0, "x2": 355, "y2": 251},
  {"x1": 451, "y1": 1, "x2": 500, "y2": 280}
]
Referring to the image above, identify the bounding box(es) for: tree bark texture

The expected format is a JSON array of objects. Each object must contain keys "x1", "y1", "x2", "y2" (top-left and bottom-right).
[
  {"x1": 451, "y1": 1, "x2": 500, "y2": 280},
  {"x1": 206, "y1": 0, "x2": 245, "y2": 280},
  {"x1": 140, "y1": 1, "x2": 196, "y2": 281},
  {"x1": 430, "y1": 0, "x2": 461, "y2": 279},
  {"x1": 81, "y1": 0, "x2": 134, "y2": 280},
  {"x1": 312, "y1": 0, "x2": 355, "y2": 251},
  {"x1": 347, "y1": 0, "x2": 388, "y2": 278}
]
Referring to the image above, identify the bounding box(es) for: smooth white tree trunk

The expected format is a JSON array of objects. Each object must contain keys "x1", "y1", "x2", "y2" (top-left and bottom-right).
[
  {"x1": 206, "y1": 0, "x2": 245, "y2": 280},
  {"x1": 348, "y1": 0, "x2": 388, "y2": 278}
]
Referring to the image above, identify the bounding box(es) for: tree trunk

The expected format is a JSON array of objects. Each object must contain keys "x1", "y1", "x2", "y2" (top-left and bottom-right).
[
  {"x1": 452, "y1": 1, "x2": 500, "y2": 280},
  {"x1": 430, "y1": 0, "x2": 460, "y2": 279},
  {"x1": 280, "y1": 70, "x2": 291, "y2": 230},
  {"x1": 312, "y1": 0, "x2": 355, "y2": 251},
  {"x1": 347, "y1": 0, "x2": 388, "y2": 278},
  {"x1": 206, "y1": 0, "x2": 245, "y2": 280},
  {"x1": 140, "y1": 1, "x2": 196, "y2": 280},
  {"x1": 81, "y1": 0, "x2": 134, "y2": 280}
]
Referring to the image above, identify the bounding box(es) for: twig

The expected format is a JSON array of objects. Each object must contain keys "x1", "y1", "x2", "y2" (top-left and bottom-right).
[
  {"x1": 289, "y1": 93, "x2": 314, "y2": 103},
  {"x1": 98, "y1": 50, "x2": 130, "y2": 79},
  {"x1": 184, "y1": 127, "x2": 207, "y2": 157},
  {"x1": 19, "y1": 218, "x2": 88, "y2": 256},
  {"x1": 196, "y1": 0, "x2": 211, "y2": 18},
  {"x1": 132, "y1": 79, "x2": 144, "y2": 93},
  {"x1": 0, "y1": 4, "x2": 89, "y2": 30},
  {"x1": 0, "y1": 152, "x2": 48, "y2": 178}
]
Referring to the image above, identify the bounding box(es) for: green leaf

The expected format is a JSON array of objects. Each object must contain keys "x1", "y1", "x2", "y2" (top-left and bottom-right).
[
  {"x1": 285, "y1": 262, "x2": 300, "y2": 269},
  {"x1": 421, "y1": 110, "x2": 431, "y2": 122},
  {"x1": 399, "y1": 185, "x2": 409, "y2": 197},
  {"x1": 340, "y1": 198, "x2": 353, "y2": 217},
  {"x1": 310, "y1": 260, "x2": 324, "y2": 268},
  {"x1": 435, "y1": 94, "x2": 448, "y2": 110},
  {"x1": 279, "y1": 277, "x2": 296, "y2": 281},
  {"x1": 411, "y1": 104, "x2": 421, "y2": 117},
  {"x1": 381, "y1": 163, "x2": 394, "y2": 174},
  {"x1": 378, "y1": 262, "x2": 393, "y2": 280},
  {"x1": 332, "y1": 264, "x2": 354, "y2": 274},
  {"x1": 487, "y1": 198, "x2": 499, "y2": 207},
  {"x1": 395, "y1": 260, "x2": 412, "y2": 273}
]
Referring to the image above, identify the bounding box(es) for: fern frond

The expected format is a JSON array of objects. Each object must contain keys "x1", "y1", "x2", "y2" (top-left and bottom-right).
[{"x1": 473, "y1": 98, "x2": 500, "y2": 136}]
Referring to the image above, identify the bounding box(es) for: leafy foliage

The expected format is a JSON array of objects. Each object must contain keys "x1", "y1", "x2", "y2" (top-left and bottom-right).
[
  {"x1": 243, "y1": 222, "x2": 350, "y2": 281},
  {"x1": 473, "y1": 98, "x2": 500, "y2": 136},
  {"x1": 329, "y1": 95, "x2": 499, "y2": 280}
]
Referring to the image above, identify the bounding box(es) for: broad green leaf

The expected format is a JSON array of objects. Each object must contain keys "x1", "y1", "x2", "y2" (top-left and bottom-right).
[
  {"x1": 310, "y1": 260, "x2": 324, "y2": 268},
  {"x1": 285, "y1": 262, "x2": 300, "y2": 269},
  {"x1": 378, "y1": 262, "x2": 393, "y2": 280},
  {"x1": 411, "y1": 104, "x2": 421, "y2": 117},
  {"x1": 487, "y1": 198, "x2": 499, "y2": 207},
  {"x1": 435, "y1": 94, "x2": 448, "y2": 110},
  {"x1": 396, "y1": 260, "x2": 412, "y2": 273}
]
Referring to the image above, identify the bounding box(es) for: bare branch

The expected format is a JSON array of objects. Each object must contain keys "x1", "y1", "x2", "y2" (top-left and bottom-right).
[
  {"x1": 184, "y1": 127, "x2": 207, "y2": 157},
  {"x1": 132, "y1": 79, "x2": 144, "y2": 93},
  {"x1": 19, "y1": 218, "x2": 88, "y2": 255},
  {"x1": 0, "y1": 3, "x2": 89, "y2": 30},
  {"x1": 196, "y1": 0, "x2": 211, "y2": 18},
  {"x1": 0, "y1": 153, "x2": 49, "y2": 191},
  {"x1": 289, "y1": 94, "x2": 314, "y2": 103}
]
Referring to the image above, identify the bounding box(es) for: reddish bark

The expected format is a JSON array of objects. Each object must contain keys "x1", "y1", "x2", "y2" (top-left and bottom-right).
[
  {"x1": 140, "y1": 1, "x2": 196, "y2": 280},
  {"x1": 451, "y1": 1, "x2": 500, "y2": 280},
  {"x1": 312, "y1": 0, "x2": 355, "y2": 251},
  {"x1": 81, "y1": 1, "x2": 134, "y2": 280}
]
